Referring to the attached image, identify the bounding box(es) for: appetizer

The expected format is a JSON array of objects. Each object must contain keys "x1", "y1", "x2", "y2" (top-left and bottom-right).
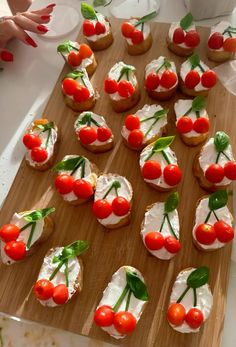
[
  {"x1": 167, "y1": 267, "x2": 213, "y2": 333},
  {"x1": 23, "y1": 119, "x2": 58, "y2": 171},
  {"x1": 121, "y1": 11, "x2": 157, "y2": 55},
  {"x1": 74, "y1": 111, "x2": 114, "y2": 153},
  {"x1": 193, "y1": 190, "x2": 234, "y2": 251},
  {"x1": 92, "y1": 174, "x2": 132, "y2": 229},
  {"x1": 54, "y1": 155, "x2": 99, "y2": 205},
  {"x1": 0, "y1": 208, "x2": 55, "y2": 265},
  {"x1": 145, "y1": 56, "x2": 178, "y2": 100},
  {"x1": 81, "y1": 2, "x2": 113, "y2": 51},
  {"x1": 104, "y1": 62, "x2": 140, "y2": 113},
  {"x1": 34, "y1": 240, "x2": 89, "y2": 307},
  {"x1": 62, "y1": 69, "x2": 96, "y2": 112},
  {"x1": 175, "y1": 96, "x2": 209, "y2": 146},
  {"x1": 141, "y1": 192, "x2": 181, "y2": 260},
  {"x1": 94, "y1": 266, "x2": 148, "y2": 339},
  {"x1": 180, "y1": 54, "x2": 217, "y2": 97},
  {"x1": 167, "y1": 13, "x2": 200, "y2": 57},
  {"x1": 140, "y1": 136, "x2": 182, "y2": 191},
  {"x1": 194, "y1": 131, "x2": 236, "y2": 191},
  {"x1": 208, "y1": 21, "x2": 236, "y2": 62},
  {"x1": 121, "y1": 104, "x2": 168, "y2": 151},
  {"x1": 57, "y1": 40, "x2": 97, "y2": 76}
]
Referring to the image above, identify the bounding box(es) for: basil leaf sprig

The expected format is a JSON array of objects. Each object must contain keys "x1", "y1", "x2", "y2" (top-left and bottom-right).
[
  {"x1": 117, "y1": 64, "x2": 135, "y2": 82},
  {"x1": 57, "y1": 40, "x2": 79, "y2": 53},
  {"x1": 81, "y1": 2, "x2": 98, "y2": 20},
  {"x1": 188, "y1": 54, "x2": 205, "y2": 73},
  {"x1": 222, "y1": 26, "x2": 236, "y2": 37},
  {"x1": 177, "y1": 267, "x2": 209, "y2": 307},
  {"x1": 204, "y1": 190, "x2": 228, "y2": 223},
  {"x1": 134, "y1": 11, "x2": 158, "y2": 27},
  {"x1": 102, "y1": 180, "x2": 121, "y2": 199},
  {"x1": 183, "y1": 96, "x2": 206, "y2": 117},
  {"x1": 141, "y1": 109, "x2": 168, "y2": 138},
  {"x1": 65, "y1": 70, "x2": 84, "y2": 80},
  {"x1": 53, "y1": 156, "x2": 86, "y2": 178},
  {"x1": 180, "y1": 12, "x2": 193, "y2": 31},
  {"x1": 156, "y1": 192, "x2": 179, "y2": 240},
  {"x1": 144, "y1": 136, "x2": 174, "y2": 162},
  {"x1": 76, "y1": 112, "x2": 100, "y2": 127},
  {"x1": 36, "y1": 121, "x2": 55, "y2": 132},
  {"x1": 155, "y1": 58, "x2": 172, "y2": 74},
  {"x1": 213, "y1": 131, "x2": 231, "y2": 164}
]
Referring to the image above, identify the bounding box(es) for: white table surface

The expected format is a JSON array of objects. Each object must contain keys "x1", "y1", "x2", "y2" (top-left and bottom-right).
[{"x1": 0, "y1": 0, "x2": 236, "y2": 346}]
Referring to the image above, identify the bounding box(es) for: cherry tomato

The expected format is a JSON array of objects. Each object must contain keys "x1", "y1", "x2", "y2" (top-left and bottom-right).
[
  {"x1": 95, "y1": 21, "x2": 106, "y2": 35},
  {"x1": 93, "y1": 199, "x2": 112, "y2": 219},
  {"x1": 79, "y1": 126, "x2": 97, "y2": 144},
  {"x1": 130, "y1": 29, "x2": 144, "y2": 44},
  {"x1": 176, "y1": 117, "x2": 193, "y2": 134},
  {"x1": 145, "y1": 73, "x2": 160, "y2": 91},
  {"x1": 205, "y1": 164, "x2": 224, "y2": 183},
  {"x1": 164, "y1": 236, "x2": 181, "y2": 253},
  {"x1": 79, "y1": 43, "x2": 93, "y2": 59},
  {"x1": 185, "y1": 308, "x2": 204, "y2": 329},
  {"x1": 73, "y1": 179, "x2": 93, "y2": 199},
  {"x1": 0, "y1": 224, "x2": 20, "y2": 243},
  {"x1": 201, "y1": 70, "x2": 217, "y2": 88},
  {"x1": 112, "y1": 197, "x2": 130, "y2": 216},
  {"x1": 94, "y1": 305, "x2": 114, "y2": 327},
  {"x1": 160, "y1": 70, "x2": 177, "y2": 89},
  {"x1": 223, "y1": 37, "x2": 236, "y2": 52},
  {"x1": 113, "y1": 311, "x2": 137, "y2": 334},
  {"x1": 62, "y1": 78, "x2": 78, "y2": 96},
  {"x1": 214, "y1": 220, "x2": 234, "y2": 243},
  {"x1": 163, "y1": 164, "x2": 182, "y2": 186},
  {"x1": 68, "y1": 51, "x2": 82, "y2": 67},
  {"x1": 97, "y1": 126, "x2": 112, "y2": 142},
  {"x1": 128, "y1": 129, "x2": 144, "y2": 149},
  {"x1": 34, "y1": 279, "x2": 54, "y2": 300},
  {"x1": 142, "y1": 160, "x2": 162, "y2": 180},
  {"x1": 73, "y1": 86, "x2": 90, "y2": 103},
  {"x1": 208, "y1": 32, "x2": 224, "y2": 49},
  {"x1": 83, "y1": 20, "x2": 95, "y2": 37},
  {"x1": 184, "y1": 30, "x2": 200, "y2": 47},
  {"x1": 52, "y1": 284, "x2": 69, "y2": 305},
  {"x1": 4, "y1": 240, "x2": 26, "y2": 261},
  {"x1": 185, "y1": 70, "x2": 200, "y2": 89},
  {"x1": 23, "y1": 133, "x2": 42, "y2": 150},
  {"x1": 224, "y1": 161, "x2": 236, "y2": 180},
  {"x1": 193, "y1": 117, "x2": 209, "y2": 133},
  {"x1": 55, "y1": 174, "x2": 74, "y2": 195},
  {"x1": 31, "y1": 147, "x2": 48, "y2": 163},
  {"x1": 144, "y1": 231, "x2": 165, "y2": 250},
  {"x1": 117, "y1": 80, "x2": 135, "y2": 98},
  {"x1": 173, "y1": 27, "x2": 185, "y2": 44},
  {"x1": 121, "y1": 22, "x2": 135, "y2": 38},
  {"x1": 167, "y1": 303, "x2": 186, "y2": 326},
  {"x1": 125, "y1": 114, "x2": 140, "y2": 131},
  {"x1": 195, "y1": 223, "x2": 216, "y2": 245},
  {"x1": 104, "y1": 78, "x2": 118, "y2": 94}
]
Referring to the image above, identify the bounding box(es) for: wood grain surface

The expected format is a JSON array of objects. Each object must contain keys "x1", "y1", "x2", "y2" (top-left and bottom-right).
[{"x1": 0, "y1": 20, "x2": 235, "y2": 347}]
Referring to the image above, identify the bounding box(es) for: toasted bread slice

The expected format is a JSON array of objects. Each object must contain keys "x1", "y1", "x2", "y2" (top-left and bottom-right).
[
  {"x1": 87, "y1": 29, "x2": 113, "y2": 51},
  {"x1": 110, "y1": 84, "x2": 140, "y2": 113},
  {"x1": 127, "y1": 32, "x2": 152, "y2": 55},
  {"x1": 166, "y1": 36, "x2": 193, "y2": 57}
]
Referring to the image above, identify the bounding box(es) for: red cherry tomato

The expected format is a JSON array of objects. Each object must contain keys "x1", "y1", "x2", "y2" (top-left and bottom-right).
[
  {"x1": 121, "y1": 22, "x2": 135, "y2": 38},
  {"x1": 125, "y1": 114, "x2": 140, "y2": 131},
  {"x1": 104, "y1": 78, "x2": 118, "y2": 94},
  {"x1": 205, "y1": 164, "x2": 224, "y2": 183},
  {"x1": 79, "y1": 43, "x2": 93, "y2": 59},
  {"x1": 185, "y1": 70, "x2": 200, "y2": 89},
  {"x1": 52, "y1": 284, "x2": 69, "y2": 305},
  {"x1": 163, "y1": 164, "x2": 182, "y2": 186},
  {"x1": 214, "y1": 220, "x2": 234, "y2": 243},
  {"x1": 142, "y1": 160, "x2": 162, "y2": 180},
  {"x1": 83, "y1": 20, "x2": 95, "y2": 37},
  {"x1": 128, "y1": 129, "x2": 144, "y2": 149},
  {"x1": 73, "y1": 179, "x2": 93, "y2": 199},
  {"x1": 208, "y1": 32, "x2": 224, "y2": 49},
  {"x1": 223, "y1": 37, "x2": 236, "y2": 52},
  {"x1": 224, "y1": 161, "x2": 236, "y2": 180},
  {"x1": 68, "y1": 51, "x2": 82, "y2": 67},
  {"x1": 164, "y1": 236, "x2": 181, "y2": 253},
  {"x1": 73, "y1": 86, "x2": 90, "y2": 103},
  {"x1": 195, "y1": 223, "x2": 216, "y2": 245},
  {"x1": 55, "y1": 174, "x2": 74, "y2": 195},
  {"x1": 23, "y1": 133, "x2": 42, "y2": 150},
  {"x1": 145, "y1": 73, "x2": 160, "y2": 91},
  {"x1": 95, "y1": 21, "x2": 106, "y2": 35},
  {"x1": 184, "y1": 30, "x2": 200, "y2": 47},
  {"x1": 4, "y1": 241, "x2": 26, "y2": 261},
  {"x1": 160, "y1": 70, "x2": 177, "y2": 89},
  {"x1": 185, "y1": 308, "x2": 204, "y2": 329},
  {"x1": 201, "y1": 70, "x2": 217, "y2": 88},
  {"x1": 176, "y1": 117, "x2": 194, "y2": 134},
  {"x1": 144, "y1": 231, "x2": 165, "y2": 250},
  {"x1": 79, "y1": 126, "x2": 97, "y2": 145},
  {"x1": 173, "y1": 27, "x2": 185, "y2": 44},
  {"x1": 0, "y1": 224, "x2": 20, "y2": 243},
  {"x1": 93, "y1": 199, "x2": 112, "y2": 219},
  {"x1": 193, "y1": 117, "x2": 209, "y2": 133},
  {"x1": 117, "y1": 80, "x2": 135, "y2": 98},
  {"x1": 94, "y1": 305, "x2": 114, "y2": 327},
  {"x1": 97, "y1": 126, "x2": 112, "y2": 142},
  {"x1": 167, "y1": 303, "x2": 186, "y2": 326},
  {"x1": 31, "y1": 147, "x2": 48, "y2": 163},
  {"x1": 130, "y1": 29, "x2": 144, "y2": 44},
  {"x1": 113, "y1": 311, "x2": 137, "y2": 334},
  {"x1": 34, "y1": 279, "x2": 54, "y2": 300},
  {"x1": 62, "y1": 78, "x2": 78, "y2": 96},
  {"x1": 112, "y1": 197, "x2": 130, "y2": 216}
]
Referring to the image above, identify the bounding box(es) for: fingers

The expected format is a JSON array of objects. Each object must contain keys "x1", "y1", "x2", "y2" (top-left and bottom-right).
[
  {"x1": 1, "y1": 19, "x2": 37, "y2": 47},
  {"x1": 21, "y1": 12, "x2": 51, "y2": 24},
  {"x1": 32, "y1": 3, "x2": 56, "y2": 15},
  {"x1": 13, "y1": 14, "x2": 48, "y2": 34},
  {"x1": 0, "y1": 48, "x2": 14, "y2": 62}
]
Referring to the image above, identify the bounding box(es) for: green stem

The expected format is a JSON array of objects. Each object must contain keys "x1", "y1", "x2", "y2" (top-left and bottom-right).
[
  {"x1": 141, "y1": 22, "x2": 144, "y2": 32},
  {"x1": 103, "y1": 182, "x2": 119, "y2": 199},
  {"x1": 81, "y1": 76, "x2": 87, "y2": 88},
  {"x1": 20, "y1": 221, "x2": 33, "y2": 232},
  {"x1": 144, "y1": 118, "x2": 159, "y2": 138},
  {"x1": 49, "y1": 261, "x2": 64, "y2": 281},
  {"x1": 155, "y1": 62, "x2": 165, "y2": 73},
  {"x1": 216, "y1": 152, "x2": 221, "y2": 164},
  {"x1": 183, "y1": 106, "x2": 193, "y2": 116},
  {"x1": 144, "y1": 150, "x2": 154, "y2": 162},
  {"x1": 65, "y1": 259, "x2": 69, "y2": 287},
  {"x1": 69, "y1": 44, "x2": 79, "y2": 51},
  {"x1": 213, "y1": 210, "x2": 219, "y2": 221},
  {"x1": 26, "y1": 222, "x2": 36, "y2": 249},
  {"x1": 125, "y1": 289, "x2": 132, "y2": 311},
  {"x1": 159, "y1": 215, "x2": 166, "y2": 233},
  {"x1": 196, "y1": 110, "x2": 200, "y2": 119},
  {"x1": 222, "y1": 151, "x2": 231, "y2": 161},
  {"x1": 197, "y1": 63, "x2": 205, "y2": 73},
  {"x1": 70, "y1": 157, "x2": 84, "y2": 176},
  {"x1": 161, "y1": 150, "x2": 171, "y2": 164},
  {"x1": 204, "y1": 210, "x2": 212, "y2": 223},
  {"x1": 140, "y1": 115, "x2": 157, "y2": 123},
  {"x1": 45, "y1": 128, "x2": 51, "y2": 149},
  {"x1": 113, "y1": 284, "x2": 129, "y2": 312},
  {"x1": 177, "y1": 286, "x2": 190, "y2": 303},
  {"x1": 81, "y1": 160, "x2": 85, "y2": 179},
  {"x1": 166, "y1": 214, "x2": 178, "y2": 239},
  {"x1": 193, "y1": 288, "x2": 197, "y2": 307}
]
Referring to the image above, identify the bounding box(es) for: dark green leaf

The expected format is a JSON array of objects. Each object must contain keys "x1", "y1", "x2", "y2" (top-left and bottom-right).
[
  {"x1": 187, "y1": 266, "x2": 209, "y2": 289},
  {"x1": 76, "y1": 113, "x2": 92, "y2": 125},
  {"x1": 57, "y1": 40, "x2": 71, "y2": 53},
  {"x1": 163, "y1": 58, "x2": 171, "y2": 69},
  {"x1": 165, "y1": 192, "x2": 179, "y2": 213},
  {"x1": 188, "y1": 54, "x2": 200, "y2": 69},
  {"x1": 191, "y1": 96, "x2": 206, "y2": 112},
  {"x1": 36, "y1": 121, "x2": 55, "y2": 132},
  {"x1": 214, "y1": 131, "x2": 229, "y2": 152},
  {"x1": 135, "y1": 11, "x2": 158, "y2": 26},
  {"x1": 53, "y1": 240, "x2": 89, "y2": 263},
  {"x1": 64, "y1": 70, "x2": 84, "y2": 80},
  {"x1": 152, "y1": 136, "x2": 175, "y2": 152},
  {"x1": 81, "y1": 2, "x2": 97, "y2": 20},
  {"x1": 208, "y1": 190, "x2": 228, "y2": 211},
  {"x1": 53, "y1": 156, "x2": 84, "y2": 172},
  {"x1": 180, "y1": 12, "x2": 193, "y2": 31},
  {"x1": 24, "y1": 207, "x2": 55, "y2": 222},
  {"x1": 126, "y1": 270, "x2": 149, "y2": 301}
]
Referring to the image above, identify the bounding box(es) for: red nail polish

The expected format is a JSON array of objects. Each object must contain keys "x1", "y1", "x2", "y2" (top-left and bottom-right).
[
  {"x1": 46, "y1": 3, "x2": 56, "y2": 8},
  {"x1": 25, "y1": 36, "x2": 38, "y2": 48},
  {"x1": 1, "y1": 50, "x2": 13, "y2": 62},
  {"x1": 41, "y1": 15, "x2": 51, "y2": 20},
  {"x1": 37, "y1": 25, "x2": 48, "y2": 33}
]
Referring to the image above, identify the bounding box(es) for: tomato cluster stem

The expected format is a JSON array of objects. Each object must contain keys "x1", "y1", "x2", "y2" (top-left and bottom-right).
[{"x1": 112, "y1": 283, "x2": 131, "y2": 313}]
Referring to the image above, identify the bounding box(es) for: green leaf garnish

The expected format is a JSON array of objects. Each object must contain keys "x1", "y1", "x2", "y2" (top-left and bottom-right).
[
  {"x1": 81, "y1": 2, "x2": 97, "y2": 20},
  {"x1": 155, "y1": 58, "x2": 172, "y2": 73},
  {"x1": 135, "y1": 11, "x2": 158, "y2": 27},
  {"x1": 208, "y1": 190, "x2": 228, "y2": 211},
  {"x1": 76, "y1": 112, "x2": 100, "y2": 127},
  {"x1": 126, "y1": 270, "x2": 149, "y2": 301},
  {"x1": 57, "y1": 40, "x2": 72, "y2": 53},
  {"x1": 188, "y1": 53, "x2": 200, "y2": 69},
  {"x1": 117, "y1": 64, "x2": 136, "y2": 82},
  {"x1": 191, "y1": 96, "x2": 206, "y2": 112},
  {"x1": 36, "y1": 121, "x2": 55, "y2": 132},
  {"x1": 164, "y1": 192, "x2": 179, "y2": 214},
  {"x1": 53, "y1": 240, "x2": 89, "y2": 263},
  {"x1": 53, "y1": 156, "x2": 85, "y2": 172},
  {"x1": 187, "y1": 266, "x2": 209, "y2": 289},
  {"x1": 64, "y1": 70, "x2": 84, "y2": 80},
  {"x1": 214, "y1": 131, "x2": 229, "y2": 153},
  {"x1": 152, "y1": 136, "x2": 175, "y2": 152},
  {"x1": 180, "y1": 12, "x2": 193, "y2": 31},
  {"x1": 24, "y1": 207, "x2": 55, "y2": 222}
]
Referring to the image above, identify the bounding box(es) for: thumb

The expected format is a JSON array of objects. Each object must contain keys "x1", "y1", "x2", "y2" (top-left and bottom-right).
[{"x1": 0, "y1": 48, "x2": 14, "y2": 62}]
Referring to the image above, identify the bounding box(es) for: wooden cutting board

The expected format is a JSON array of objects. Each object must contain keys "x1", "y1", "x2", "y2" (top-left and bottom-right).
[{"x1": 0, "y1": 20, "x2": 235, "y2": 347}]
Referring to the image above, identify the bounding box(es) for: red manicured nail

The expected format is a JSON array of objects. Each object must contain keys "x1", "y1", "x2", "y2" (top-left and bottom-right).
[
  {"x1": 46, "y1": 3, "x2": 56, "y2": 8},
  {"x1": 37, "y1": 25, "x2": 48, "y2": 33},
  {"x1": 25, "y1": 36, "x2": 38, "y2": 48},
  {"x1": 41, "y1": 15, "x2": 51, "y2": 20},
  {"x1": 1, "y1": 50, "x2": 14, "y2": 62}
]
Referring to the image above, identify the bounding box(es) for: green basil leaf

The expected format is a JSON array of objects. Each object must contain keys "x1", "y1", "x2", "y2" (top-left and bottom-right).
[
  {"x1": 187, "y1": 266, "x2": 209, "y2": 289},
  {"x1": 81, "y1": 2, "x2": 97, "y2": 20},
  {"x1": 57, "y1": 40, "x2": 71, "y2": 53},
  {"x1": 93, "y1": 0, "x2": 106, "y2": 6},
  {"x1": 61, "y1": 240, "x2": 89, "y2": 261},
  {"x1": 208, "y1": 190, "x2": 228, "y2": 211},
  {"x1": 188, "y1": 54, "x2": 200, "y2": 69},
  {"x1": 152, "y1": 136, "x2": 175, "y2": 152},
  {"x1": 191, "y1": 96, "x2": 206, "y2": 112},
  {"x1": 180, "y1": 12, "x2": 193, "y2": 31},
  {"x1": 165, "y1": 192, "x2": 179, "y2": 213},
  {"x1": 53, "y1": 156, "x2": 84, "y2": 172},
  {"x1": 24, "y1": 207, "x2": 55, "y2": 222},
  {"x1": 77, "y1": 113, "x2": 92, "y2": 125},
  {"x1": 126, "y1": 270, "x2": 149, "y2": 301},
  {"x1": 135, "y1": 11, "x2": 157, "y2": 26},
  {"x1": 163, "y1": 58, "x2": 172, "y2": 69},
  {"x1": 64, "y1": 70, "x2": 84, "y2": 81},
  {"x1": 36, "y1": 121, "x2": 55, "y2": 132},
  {"x1": 214, "y1": 131, "x2": 229, "y2": 152}
]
